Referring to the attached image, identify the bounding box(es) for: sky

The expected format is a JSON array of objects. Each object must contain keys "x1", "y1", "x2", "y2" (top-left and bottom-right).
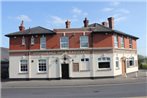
[{"x1": 1, "y1": 0, "x2": 147, "y2": 56}]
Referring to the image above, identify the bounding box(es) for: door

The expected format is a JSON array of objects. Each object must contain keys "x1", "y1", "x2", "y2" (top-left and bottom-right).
[
  {"x1": 61, "y1": 64, "x2": 69, "y2": 79},
  {"x1": 122, "y1": 60, "x2": 126, "y2": 77}
]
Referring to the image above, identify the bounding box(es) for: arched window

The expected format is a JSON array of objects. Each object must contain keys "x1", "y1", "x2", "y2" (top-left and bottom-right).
[
  {"x1": 40, "y1": 35, "x2": 46, "y2": 49},
  {"x1": 31, "y1": 36, "x2": 35, "y2": 45}
]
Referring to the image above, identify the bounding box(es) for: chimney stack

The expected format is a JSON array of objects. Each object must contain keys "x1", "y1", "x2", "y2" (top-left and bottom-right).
[
  {"x1": 108, "y1": 17, "x2": 114, "y2": 29},
  {"x1": 102, "y1": 21, "x2": 108, "y2": 27},
  {"x1": 65, "y1": 20, "x2": 71, "y2": 28},
  {"x1": 83, "y1": 17, "x2": 89, "y2": 27},
  {"x1": 19, "y1": 20, "x2": 25, "y2": 32}
]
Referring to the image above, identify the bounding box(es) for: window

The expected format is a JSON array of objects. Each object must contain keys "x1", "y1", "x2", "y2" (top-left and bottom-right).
[
  {"x1": 22, "y1": 36, "x2": 25, "y2": 45},
  {"x1": 114, "y1": 35, "x2": 118, "y2": 48},
  {"x1": 127, "y1": 57, "x2": 135, "y2": 67},
  {"x1": 129, "y1": 38, "x2": 133, "y2": 48},
  {"x1": 98, "y1": 57, "x2": 111, "y2": 69},
  {"x1": 31, "y1": 36, "x2": 35, "y2": 45},
  {"x1": 80, "y1": 58, "x2": 90, "y2": 71},
  {"x1": 120, "y1": 36, "x2": 124, "y2": 48},
  {"x1": 20, "y1": 60, "x2": 28, "y2": 73},
  {"x1": 38, "y1": 59, "x2": 47, "y2": 72},
  {"x1": 73, "y1": 63, "x2": 79, "y2": 72},
  {"x1": 40, "y1": 35, "x2": 46, "y2": 49},
  {"x1": 80, "y1": 36, "x2": 88, "y2": 48},
  {"x1": 116, "y1": 57, "x2": 119, "y2": 69},
  {"x1": 60, "y1": 36, "x2": 69, "y2": 48}
]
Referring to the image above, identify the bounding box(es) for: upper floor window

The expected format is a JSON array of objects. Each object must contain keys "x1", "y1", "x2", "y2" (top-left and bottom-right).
[
  {"x1": 31, "y1": 36, "x2": 35, "y2": 45},
  {"x1": 80, "y1": 36, "x2": 88, "y2": 48},
  {"x1": 114, "y1": 35, "x2": 118, "y2": 48},
  {"x1": 22, "y1": 36, "x2": 25, "y2": 45},
  {"x1": 20, "y1": 60, "x2": 28, "y2": 73},
  {"x1": 40, "y1": 35, "x2": 46, "y2": 49},
  {"x1": 129, "y1": 38, "x2": 133, "y2": 48},
  {"x1": 120, "y1": 36, "x2": 124, "y2": 48},
  {"x1": 60, "y1": 36, "x2": 69, "y2": 49}
]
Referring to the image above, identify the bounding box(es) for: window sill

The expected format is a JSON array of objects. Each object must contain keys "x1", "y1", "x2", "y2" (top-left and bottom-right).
[
  {"x1": 97, "y1": 68, "x2": 111, "y2": 71},
  {"x1": 19, "y1": 72, "x2": 28, "y2": 74},
  {"x1": 80, "y1": 70, "x2": 90, "y2": 72},
  {"x1": 37, "y1": 71, "x2": 47, "y2": 74},
  {"x1": 115, "y1": 68, "x2": 120, "y2": 70},
  {"x1": 127, "y1": 66, "x2": 136, "y2": 68}
]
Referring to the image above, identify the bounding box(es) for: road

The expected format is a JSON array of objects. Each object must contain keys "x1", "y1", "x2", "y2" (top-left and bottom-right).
[{"x1": 2, "y1": 82, "x2": 147, "y2": 98}]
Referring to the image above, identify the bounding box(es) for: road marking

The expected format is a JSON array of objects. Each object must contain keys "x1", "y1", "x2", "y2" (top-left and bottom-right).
[{"x1": 2, "y1": 81, "x2": 147, "y2": 89}]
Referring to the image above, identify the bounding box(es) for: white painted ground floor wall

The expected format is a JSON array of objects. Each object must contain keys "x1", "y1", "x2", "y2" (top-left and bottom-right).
[{"x1": 9, "y1": 50, "x2": 138, "y2": 79}]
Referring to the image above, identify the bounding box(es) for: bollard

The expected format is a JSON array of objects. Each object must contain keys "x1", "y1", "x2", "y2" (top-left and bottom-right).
[{"x1": 135, "y1": 72, "x2": 138, "y2": 78}]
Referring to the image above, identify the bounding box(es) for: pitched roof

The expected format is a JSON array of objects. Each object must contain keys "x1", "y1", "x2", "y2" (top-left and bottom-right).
[
  {"x1": 89, "y1": 23, "x2": 139, "y2": 39},
  {"x1": 5, "y1": 26, "x2": 56, "y2": 37}
]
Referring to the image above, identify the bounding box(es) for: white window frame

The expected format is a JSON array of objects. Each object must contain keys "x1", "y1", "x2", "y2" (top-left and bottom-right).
[
  {"x1": 22, "y1": 36, "x2": 25, "y2": 45},
  {"x1": 114, "y1": 34, "x2": 118, "y2": 48},
  {"x1": 97, "y1": 57, "x2": 111, "y2": 70},
  {"x1": 120, "y1": 36, "x2": 125, "y2": 48},
  {"x1": 38, "y1": 59, "x2": 47, "y2": 73},
  {"x1": 31, "y1": 36, "x2": 35, "y2": 45},
  {"x1": 115, "y1": 57, "x2": 119, "y2": 70},
  {"x1": 80, "y1": 36, "x2": 89, "y2": 48},
  {"x1": 19, "y1": 60, "x2": 28, "y2": 73},
  {"x1": 129, "y1": 38, "x2": 133, "y2": 48},
  {"x1": 40, "y1": 35, "x2": 46, "y2": 49},
  {"x1": 127, "y1": 57, "x2": 135, "y2": 68},
  {"x1": 60, "y1": 36, "x2": 69, "y2": 49},
  {"x1": 80, "y1": 58, "x2": 90, "y2": 71}
]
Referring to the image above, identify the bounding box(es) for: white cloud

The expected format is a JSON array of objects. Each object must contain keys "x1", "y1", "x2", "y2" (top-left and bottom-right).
[
  {"x1": 50, "y1": 16, "x2": 66, "y2": 24},
  {"x1": 110, "y1": 1, "x2": 120, "y2": 6},
  {"x1": 71, "y1": 7, "x2": 88, "y2": 17},
  {"x1": 72, "y1": 8, "x2": 82, "y2": 15},
  {"x1": 116, "y1": 9, "x2": 130, "y2": 14},
  {"x1": 16, "y1": 15, "x2": 31, "y2": 22},
  {"x1": 115, "y1": 16, "x2": 126, "y2": 23},
  {"x1": 102, "y1": 7, "x2": 114, "y2": 12}
]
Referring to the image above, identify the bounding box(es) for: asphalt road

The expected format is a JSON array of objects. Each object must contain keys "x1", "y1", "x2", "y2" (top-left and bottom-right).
[{"x1": 2, "y1": 82, "x2": 147, "y2": 98}]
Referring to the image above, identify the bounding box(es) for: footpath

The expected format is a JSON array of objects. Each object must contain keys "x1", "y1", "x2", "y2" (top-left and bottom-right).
[{"x1": 2, "y1": 70, "x2": 147, "y2": 88}]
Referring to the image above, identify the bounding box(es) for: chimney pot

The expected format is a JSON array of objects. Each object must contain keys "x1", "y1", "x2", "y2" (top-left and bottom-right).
[
  {"x1": 102, "y1": 21, "x2": 108, "y2": 27},
  {"x1": 108, "y1": 17, "x2": 114, "y2": 29},
  {"x1": 83, "y1": 17, "x2": 89, "y2": 27},
  {"x1": 65, "y1": 20, "x2": 71, "y2": 28},
  {"x1": 19, "y1": 20, "x2": 25, "y2": 32}
]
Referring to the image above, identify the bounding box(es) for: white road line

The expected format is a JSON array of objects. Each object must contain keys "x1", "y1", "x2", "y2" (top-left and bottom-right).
[{"x1": 2, "y1": 81, "x2": 147, "y2": 89}]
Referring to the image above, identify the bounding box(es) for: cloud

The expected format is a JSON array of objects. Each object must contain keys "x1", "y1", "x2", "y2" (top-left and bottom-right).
[
  {"x1": 102, "y1": 7, "x2": 114, "y2": 12},
  {"x1": 116, "y1": 9, "x2": 130, "y2": 14},
  {"x1": 110, "y1": 1, "x2": 120, "y2": 6},
  {"x1": 50, "y1": 16, "x2": 66, "y2": 24},
  {"x1": 72, "y1": 8, "x2": 82, "y2": 15},
  {"x1": 71, "y1": 7, "x2": 88, "y2": 17},
  {"x1": 16, "y1": 15, "x2": 31, "y2": 22},
  {"x1": 115, "y1": 16, "x2": 126, "y2": 23}
]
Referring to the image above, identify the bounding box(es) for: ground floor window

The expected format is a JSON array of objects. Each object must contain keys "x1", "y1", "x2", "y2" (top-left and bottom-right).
[
  {"x1": 116, "y1": 57, "x2": 119, "y2": 69},
  {"x1": 20, "y1": 60, "x2": 28, "y2": 73},
  {"x1": 80, "y1": 58, "x2": 90, "y2": 71},
  {"x1": 38, "y1": 59, "x2": 47, "y2": 72},
  {"x1": 98, "y1": 57, "x2": 111, "y2": 70},
  {"x1": 127, "y1": 57, "x2": 135, "y2": 67}
]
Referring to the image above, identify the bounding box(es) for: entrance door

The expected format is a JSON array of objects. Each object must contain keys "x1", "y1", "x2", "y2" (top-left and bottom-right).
[
  {"x1": 122, "y1": 60, "x2": 126, "y2": 77},
  {"x1": 61, "y1": 64, "x2": 69, "y2": 79}
]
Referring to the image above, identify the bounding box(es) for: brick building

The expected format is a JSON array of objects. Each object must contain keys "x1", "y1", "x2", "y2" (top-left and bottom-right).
[{"x1": 6, "y1": 17, "x2": 139, "y2": 79}]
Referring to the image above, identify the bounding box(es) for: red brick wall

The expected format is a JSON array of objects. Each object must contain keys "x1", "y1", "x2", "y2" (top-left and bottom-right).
[
  {"x1": 92, "y1": 33, "x2": 113, "y2": 48},
  {"x1": 132, "y1": 39, "x2": 137, "y2": 49},
  {"x1": 9, "y1": 32, "x2": 137, "y2": 50}
]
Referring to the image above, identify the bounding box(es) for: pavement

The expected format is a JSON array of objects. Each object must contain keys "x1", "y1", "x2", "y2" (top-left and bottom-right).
[{"x1": 2, "y1": 69, "x2": 147, "y2": 88}]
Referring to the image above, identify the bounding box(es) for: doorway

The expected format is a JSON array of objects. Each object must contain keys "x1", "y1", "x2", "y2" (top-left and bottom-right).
[
  {"x1": 61, "y1": 64, "x2": 69, "y2": 79},
  {"x1": 121, "y1": 59, "x2": 126, "y2": 77}
]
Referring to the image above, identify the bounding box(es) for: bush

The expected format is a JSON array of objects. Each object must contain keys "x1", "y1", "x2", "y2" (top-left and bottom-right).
[{"x1": 142, "y1": 64, "x2": 147, "y2": 69}]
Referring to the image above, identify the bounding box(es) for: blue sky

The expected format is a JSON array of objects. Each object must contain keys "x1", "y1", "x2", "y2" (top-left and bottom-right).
[{"x1": 1, "y1": 1, "x2": 146, "y2": 56}]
